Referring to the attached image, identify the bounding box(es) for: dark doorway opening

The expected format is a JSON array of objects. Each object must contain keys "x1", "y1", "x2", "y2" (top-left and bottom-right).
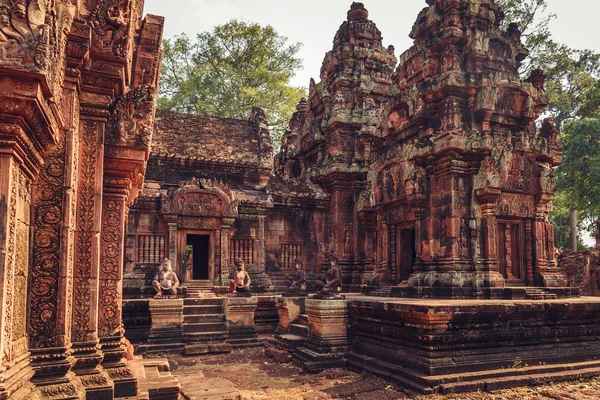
[
  {"x1": 399, "y1": 229, "x2": 416, "y2": 282},
  {"x1": 186, "y1": 234, "x2": 210, "y2": 280},
  {"x1": 497, "y1": 220, "x2": 525, "y2": 284}
]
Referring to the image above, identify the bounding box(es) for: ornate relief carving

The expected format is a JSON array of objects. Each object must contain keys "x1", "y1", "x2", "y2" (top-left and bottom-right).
[
  {"x1": 2, "y1": 164, "x2": 18, "y2": 362},
  {"x1": 171, "y1": 178, "x2": 238, "y2": 217},
  {"x1": 14, "y1": 204, "x2": 33, "y2": 356},
  {"x1": 88, "y1": 0, "x2": 131, "y2": 57},
  {"x1": 30, "y1": 134, "x2": 66, "y2": 349},
  {"x1": 106, "y1": 86, "x2": 155, "y2": 147},
  {"x1": 178, "y1": 216, "x2": 221, "y2": 230},
  {"x1": 99, "y1": 195, "x2": 124, "y2": 337},
  {"x1": 73, "y1": 120, "x2": 98, "y2": 343},
  {"x1": 496, "y1": 193, "x2": 535, "y2": 218}
]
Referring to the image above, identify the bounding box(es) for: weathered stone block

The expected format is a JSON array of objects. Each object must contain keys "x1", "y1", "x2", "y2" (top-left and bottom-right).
[
  {"x1": 275, "y1": 296, "x2": 306, "y2": 334},
  {"x1": 224, "y1": 297, "x2": 259, "y2": 347}
]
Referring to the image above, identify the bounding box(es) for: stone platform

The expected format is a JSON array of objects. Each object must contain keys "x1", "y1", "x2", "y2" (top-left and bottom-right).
[{"x1": 345, "y1": 296, "x2": 600, "y2": 394}]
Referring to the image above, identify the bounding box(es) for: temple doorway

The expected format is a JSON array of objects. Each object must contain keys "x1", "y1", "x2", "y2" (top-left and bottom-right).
[
  {"x1": 398, "y1": 228, "x2": 416, "y2": 282},
  {"x1": 186, "y1": 234, "x2": 210, "y2": 280},
  {"x1": 497, "y1": 220, "x2": 525, "y2": 284}
]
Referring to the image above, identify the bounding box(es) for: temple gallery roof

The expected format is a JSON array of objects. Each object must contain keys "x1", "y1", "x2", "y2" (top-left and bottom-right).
[{"x1": 152, "y1": 109, "x2": 261, "y2": 165}]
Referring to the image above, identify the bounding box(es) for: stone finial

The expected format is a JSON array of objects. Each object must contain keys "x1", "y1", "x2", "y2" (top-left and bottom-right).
[
  {"x1": 347, "y1": 2, "x2": 369, "y2": 21},
  {"x1": 296, "y1": 97, "x2": 309, "y2": 113},
  {"x1": 527, "y1": 69, "x2": 546, "y2": 92}
]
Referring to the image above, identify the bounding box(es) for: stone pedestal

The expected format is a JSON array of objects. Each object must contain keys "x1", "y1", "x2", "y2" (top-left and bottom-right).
[
  {"x1": 138, "y1": 299, "x2": 184, "y2": 354},
  {"x1": 224, "y1": 297, "x2": 259, "y2": 347},
  {"x1": 292, "y1": 299, "x2": 349, "y2": 371},
  {"x1": 275, "y1": 297, "x2": 306, "y2": 334}
]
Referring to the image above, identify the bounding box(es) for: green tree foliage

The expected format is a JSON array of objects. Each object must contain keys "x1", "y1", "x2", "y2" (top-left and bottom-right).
[
  {"x1": 555, "y1": 117, "x2": 600, "y2": 238},
  {"x1": 497, "y1": 0, "x2": 600, "y2": 248},
  {"x1": 159, "y1": 20, "x2": 307, "y2": 147},
  {"x1": 497, "y1": 0, "x2": 600, "y2": 129}
]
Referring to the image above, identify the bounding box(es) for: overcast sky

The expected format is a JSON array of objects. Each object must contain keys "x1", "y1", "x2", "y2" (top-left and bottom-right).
[{"x1": 143, "y1": 0, "x2": 600, "y2": 88}]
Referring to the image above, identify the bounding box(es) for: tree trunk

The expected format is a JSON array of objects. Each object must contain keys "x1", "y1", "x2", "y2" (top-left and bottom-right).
[{"x1": 569, "y1": 208, "x2": 578, "y2": 251}]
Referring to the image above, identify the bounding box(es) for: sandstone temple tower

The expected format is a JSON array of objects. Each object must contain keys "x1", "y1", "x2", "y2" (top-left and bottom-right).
[
  {"x1": 0, "y1": 0, "x2": 163, "y2": 398},
  {"x1": 274, "y1": 0, "x2": 563, "y2": 295}
]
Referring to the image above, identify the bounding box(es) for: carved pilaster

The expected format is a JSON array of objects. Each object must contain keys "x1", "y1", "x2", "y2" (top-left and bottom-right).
[
  {"x1": 0, "y1": 156, "x2": 36, "y2": 398},
  {"x1": 29, "y1": 128, "x2": 84, "y2": 398},
  {"x1": 168, "y1": 222, "x2": 178, "y2": 269},
  {"x1": 257, "y1": 216, "x2": 266, "y2": 270},
  {"x1": 98, "y1": 190, "x2": 137, "y2": 397},
  {"x1": 71, "y1": 117, "x2": 113, "y2": 399},
  {"x1": 220, "y1": 218, "x2": 234, "y2": 285}
]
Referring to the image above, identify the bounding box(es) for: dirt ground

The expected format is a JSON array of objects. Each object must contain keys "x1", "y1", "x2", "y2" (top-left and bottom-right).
[{"x1": 169, "y1": 347, "x2": 600, "y2": 400}]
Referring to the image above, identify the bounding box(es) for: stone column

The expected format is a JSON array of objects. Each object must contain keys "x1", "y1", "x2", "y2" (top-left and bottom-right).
[
  {"x1": 257, "y1": 215, "x2": 266, "y2": 270},
  {"x1": 0, "y1": 151, "x2": 36, "y2": 397},
  {"x1": 292, "y1": 299, "x2": 349, "y2": 371},
  {"x1": 29, "y1": 128, "x2": 85, "y2": 398},
  {"x1": 475, "y1": 188, "x2": 505, "y2": 288},
  {"x1": 220, "y1": 218, "x2": 234, "y2": 285},
  {"x1": 98, "y1": 188, "x2": 137, "y2": 397},
  {"x1": 534, "y1": 195, "x2": 566, "y2": 287},
  {"x1": 168, "y1": 222, "x2": 178, "y2": 273},
  {"x1": 70, "y1": 114, "x2": 114, "y2": 399}
]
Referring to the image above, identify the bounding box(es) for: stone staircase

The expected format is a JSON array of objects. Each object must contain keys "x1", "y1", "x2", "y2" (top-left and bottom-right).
[
  {"x1": 127, "y1": 357, "x2": 181, "y2": 400},
  {"x1": 183, "y1": 280, "x2": 214, "y2": 297},
  {"x1": 266, "y1": 270, "x2": 291, "y2": 292},
  {"x1": 524, "y1": 287, "x2": 558, "y2": 300},
  {"x1": 265, "y1": 313, "x2": 309, "y2": 362},
  {"x1": 183, "y1": 288, "x2": 232, "y2": 355}
]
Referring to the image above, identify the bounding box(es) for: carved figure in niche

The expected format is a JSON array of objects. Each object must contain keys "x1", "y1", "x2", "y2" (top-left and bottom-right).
[
  {"x1": 152, "y1": 258, "x2": 180, "y2": 297},
  {"x1": 363, "y1": 96, "x2": 376, "y2": 110},
  {"x1": 439, "y1": 216, "x2": 448, "y2": 248},
  {"x1": 287, "y1": 258, "x2": 307, "y2": 293},
  {"x1": 539, "y1": 164, "x2": 556, "y2": 194},
  {"x1": 89, "y1": 0, "x2": 130, "y2": 57},
  {"x1": 228, "y1": 258, "x2": 251, "y2": 295},
  {"x1": 344, "y1": 228, "x2": 351, "y2": 255},
  {"x1": 440, "y1": 44, "x2": 461, "y2": 73},
  {"x1": 315, "y1": 254, "x2": 342, "y2": 293},
  {"x1": 333, "y1": 91, "x2": 346, "y2": 110}
]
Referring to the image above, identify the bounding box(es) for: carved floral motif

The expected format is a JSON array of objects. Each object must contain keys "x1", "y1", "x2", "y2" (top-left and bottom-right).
[
  {"x1": 99, "y1": 195, "x2": 124, "y2": 337},
  {"x1": 73, "y1": 120, "x2": 98, "y2": 343},
  {"x1": 30, "y1": 133, "x2": 66, "y2": 348}
]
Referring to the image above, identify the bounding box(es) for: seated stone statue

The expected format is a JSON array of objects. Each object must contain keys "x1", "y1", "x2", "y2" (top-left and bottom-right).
[
  {"x1": 229, "y1": 258, "x2": 252, "y2": 294},
  {"x1": 152, "y1": 258, "x2": 180, "y2": 297},
  {"x1": 315, "y1": 254, "x2": 342, "y2": 293},
  {"x1": 288, "y1": 258, "x2": 307, "y2": 292}
]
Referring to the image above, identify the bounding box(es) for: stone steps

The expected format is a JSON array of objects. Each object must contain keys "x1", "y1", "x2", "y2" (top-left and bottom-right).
[
  {"x1": 182, "y1": 296, "x2": 229, "y2": 353},
  {"x1": 129, "y1": 357, "x2": 181, "y2": 400},
  {"x1": 298, "y1": 314, "x2": 309, "y2": 325},
  {"x1": 184, "y1": 297, "x2": 223, "y2": 306},
  {"x1": 347, "y1": 351, "x2": 600, "y2": 394},
  {"x1": 184, "y1": 313, "x2": 224, "y2": 324},
  {"x1": 183, "y1": 322, "x2": 227, "y2": 334},
  {"x1": 183, "y1": 305, "x2": 223, "y2": 315},
  {"x1": 278, "y1": 333, "x2": 306, "y2": 349},
  {"x1": 289, "y1": 323, "x2": 309, "y2": 337},
  {"x1": 184, "y1": 332, "x2": 228, "y2": 342}
]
